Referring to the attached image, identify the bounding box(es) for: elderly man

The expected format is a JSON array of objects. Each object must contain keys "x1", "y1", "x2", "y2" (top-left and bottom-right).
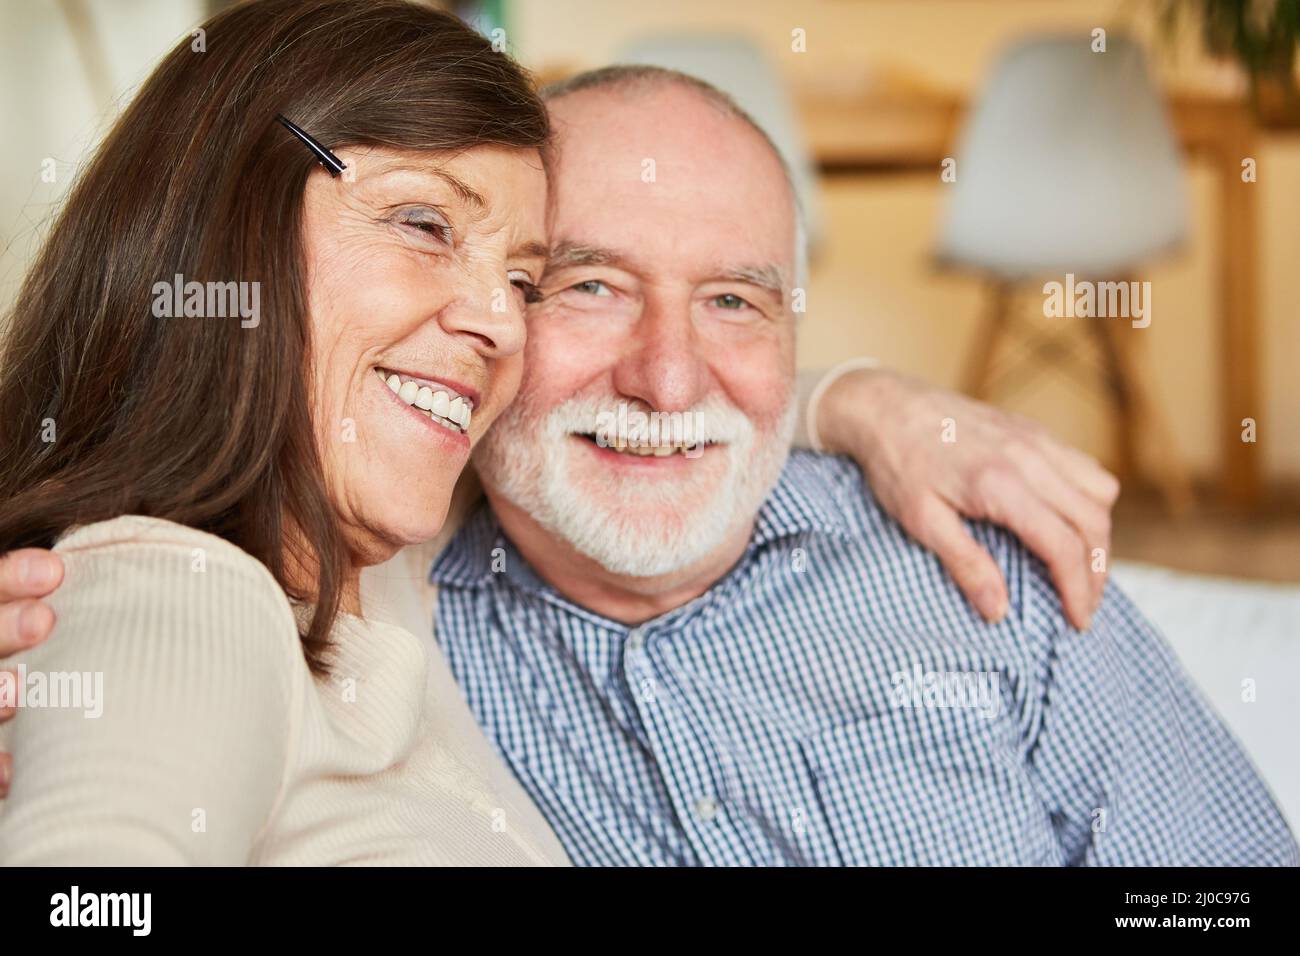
[
  {"x1": 2, "y1": 66, "x2": 1293, "y2": 867},
  {"x1": 437, "y1": 66, "x2": 1294, "y2": 866}
]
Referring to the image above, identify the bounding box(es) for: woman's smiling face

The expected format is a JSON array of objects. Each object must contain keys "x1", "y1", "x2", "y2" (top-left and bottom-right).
[{"x1": 300, "y1": 144, "x2": 547, "y2": 564}]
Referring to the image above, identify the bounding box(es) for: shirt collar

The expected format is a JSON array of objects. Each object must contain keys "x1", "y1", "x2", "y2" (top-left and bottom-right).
[
  {"x1": 750, "y1": 451, "x2": 862, "y2": 548},
  {"x1": 427, "y1": 500, "x2": 508, "y2": 589}
]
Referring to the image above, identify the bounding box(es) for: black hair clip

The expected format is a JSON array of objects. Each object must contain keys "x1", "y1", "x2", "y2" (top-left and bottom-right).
[{"x1": 276, "y1": 114, "x2": 347, "y2": 177}]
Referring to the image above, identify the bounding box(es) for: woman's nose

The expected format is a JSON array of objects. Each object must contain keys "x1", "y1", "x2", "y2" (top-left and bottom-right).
[{"x1": 438, "y1": 274, "x2": 527, "y2": 359}]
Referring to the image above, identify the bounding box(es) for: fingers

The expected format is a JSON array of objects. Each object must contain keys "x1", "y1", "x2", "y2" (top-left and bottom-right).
[
  {"x1": 978, "y1": 472, "x2": 1094, "y2": 630},
  {"x1": 900, "y1": 494, "x2": 1009, "y2": 622},
  {"x1": 1033, "y1": 433, "x2": 1121, "y2": 507},
  {"x1": 0, "y1": 599, "x2": 55, "y2": 657},
  {"x1": 1003, "y1": 439, "x2": 1112, "y2": 612},
  {"x1": 0, "y1": 668, "x2": 13, "y2": 726},
  {"x1": 0, "y1": 551, "x2": 61, "y2": 659},
  {"x1": 0, "y1": 549, "x2": 64, "y2": 602},
  {"x1": 0, "y1": 669, "x2": 12, "y2": 797}
]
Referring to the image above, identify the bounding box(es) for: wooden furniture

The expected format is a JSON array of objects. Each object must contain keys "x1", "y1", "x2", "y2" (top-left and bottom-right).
[
  {"x1": 962, "y1": 279, "x2": 1196, "y2": 515},
  {"x1": 798, "y1": 86, "x2": 1262, "y2": 510}
]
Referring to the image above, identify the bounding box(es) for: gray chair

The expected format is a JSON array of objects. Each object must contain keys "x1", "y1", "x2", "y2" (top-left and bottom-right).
[{"x1": 937, "y1": 34, "x2": 1193, "y2": 511}]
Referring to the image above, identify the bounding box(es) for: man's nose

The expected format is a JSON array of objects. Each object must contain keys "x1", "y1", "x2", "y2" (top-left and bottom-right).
[
  {"x1": 437, "y1": 267, "x2": 526, "y2": 359},
  {"x1": 611, "y1": 294, "x2": 708, "y2": 412}
]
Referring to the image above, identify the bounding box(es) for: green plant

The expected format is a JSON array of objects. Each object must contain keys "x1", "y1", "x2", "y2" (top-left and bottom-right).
[{"x1": 1158, "y1": 0, "x2": 1300, "y2": 120}]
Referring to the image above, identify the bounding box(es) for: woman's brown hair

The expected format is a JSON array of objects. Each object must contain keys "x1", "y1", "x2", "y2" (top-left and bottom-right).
[{"x1": 0, "y1": 0, "x2": 549, "y2": 671}]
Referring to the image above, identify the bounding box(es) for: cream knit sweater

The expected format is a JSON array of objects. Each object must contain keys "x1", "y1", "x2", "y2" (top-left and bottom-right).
[{"x1": 0, "y1": 515, "x2": 568, "y2": 866}]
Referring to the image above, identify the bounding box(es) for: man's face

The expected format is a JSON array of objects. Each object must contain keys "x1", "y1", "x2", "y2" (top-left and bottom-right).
[{"x1": 474, "y1": 82, "x2": 799, "y2": 577}]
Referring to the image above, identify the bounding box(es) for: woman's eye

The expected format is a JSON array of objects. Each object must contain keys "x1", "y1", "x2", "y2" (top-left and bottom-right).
[
  {"x1": 509, "y1": 273, "x2": 542, "y2": 304},
  {"x1": 713, "y1": 293, "x2": 750, "y2": 310},
  {"x1": 398, "y1": 210, "x2": 453, "y2": 245},
  {"x1": 571, "y1": 279, "x2": 611, "y2": 296}
]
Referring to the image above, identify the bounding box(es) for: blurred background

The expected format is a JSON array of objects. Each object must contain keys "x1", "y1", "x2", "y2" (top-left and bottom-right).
[
  {"x1": 1, "y1": 0, "x2": 1297, "y2": 826},
  {"x1": 2, "y1": 0, "x2": 1299, "y2": 582}
]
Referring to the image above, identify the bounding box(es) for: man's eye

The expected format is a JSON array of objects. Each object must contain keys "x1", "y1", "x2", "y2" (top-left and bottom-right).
[
  {"x1": 713, "y1": 293, "x2": 750, "y2": 310},
  {"x1": 571, "y1": 280, "x2": 611, "y2": 296}
]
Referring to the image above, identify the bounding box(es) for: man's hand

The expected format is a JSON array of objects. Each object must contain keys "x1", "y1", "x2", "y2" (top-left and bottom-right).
[
  {"x1": 817, "y1": 367, "x2": 1119, "y2": 630},
  {"x1": 0, "y1": 550, "x2": 63, "y2": 796}
]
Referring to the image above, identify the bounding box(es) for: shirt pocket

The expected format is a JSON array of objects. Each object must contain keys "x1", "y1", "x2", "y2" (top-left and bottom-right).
[{"x1": 798, "y1": 706, "x2": 1060, "y2": 866}]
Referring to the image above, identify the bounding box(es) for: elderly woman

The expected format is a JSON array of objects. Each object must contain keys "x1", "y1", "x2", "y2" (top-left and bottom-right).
[
  {"x1": 0, "y1": 0, "x2": 1118, "y2": 864},
  {"x1": 0, "y1": 0, "x2": 562, "y2": 864}
]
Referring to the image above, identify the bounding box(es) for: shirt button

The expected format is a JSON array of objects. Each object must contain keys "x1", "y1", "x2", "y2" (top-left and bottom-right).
[
  {"x1": 693, "y1": 796, "x2": 720, "y2": 822},
  {"x1": 626, "y1": 627, "x2": 645, "y2": 654}
]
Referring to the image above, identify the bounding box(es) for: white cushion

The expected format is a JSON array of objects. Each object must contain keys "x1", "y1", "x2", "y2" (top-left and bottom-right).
[{"x1": 1113, "y1": 560, "x2": 1300, "y2": 832}]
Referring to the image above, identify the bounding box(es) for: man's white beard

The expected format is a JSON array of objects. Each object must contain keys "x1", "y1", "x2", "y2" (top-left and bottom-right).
[{"x1": 475, "y1": 390, "x2": 798, "y2": 578}]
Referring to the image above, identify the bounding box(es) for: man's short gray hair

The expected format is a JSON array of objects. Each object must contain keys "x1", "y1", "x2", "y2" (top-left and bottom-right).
[{"x1": 540, "y1": 64, "x2": 809, "y2": 297}]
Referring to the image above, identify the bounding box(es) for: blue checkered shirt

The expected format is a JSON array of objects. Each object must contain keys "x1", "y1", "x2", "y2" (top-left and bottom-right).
[{"x1": 431, "y1": 451, "x2": 1298, "y2": 866}]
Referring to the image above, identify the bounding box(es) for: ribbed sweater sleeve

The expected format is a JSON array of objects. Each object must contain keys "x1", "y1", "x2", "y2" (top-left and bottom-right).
[{"x1": 0, "y1": 517, "x2": 303, "y2": 865}]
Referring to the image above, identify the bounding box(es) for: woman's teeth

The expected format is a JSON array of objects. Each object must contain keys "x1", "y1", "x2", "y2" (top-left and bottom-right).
[{"x1": 376, "y1": 368, "x2": 471, "y2": 434}]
